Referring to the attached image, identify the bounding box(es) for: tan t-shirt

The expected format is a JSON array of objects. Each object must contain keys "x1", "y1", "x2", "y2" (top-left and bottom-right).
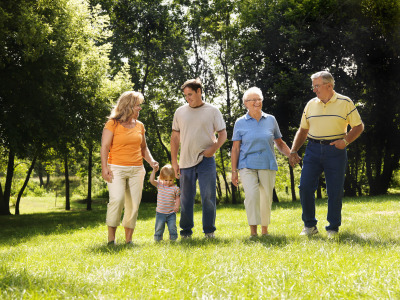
[{"x1": 172, "y1": 103, "x2": 226, "y2": 168}]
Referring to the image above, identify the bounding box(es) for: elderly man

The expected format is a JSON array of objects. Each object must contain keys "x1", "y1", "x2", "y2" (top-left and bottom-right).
[{"x1": 289, "y1": 71, "x2": 364, "y2": 238}]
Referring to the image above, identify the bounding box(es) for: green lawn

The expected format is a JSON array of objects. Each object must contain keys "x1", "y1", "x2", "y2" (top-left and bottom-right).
[{"x1": 1, "y1": 195, "x2": 399, "y2": 299}]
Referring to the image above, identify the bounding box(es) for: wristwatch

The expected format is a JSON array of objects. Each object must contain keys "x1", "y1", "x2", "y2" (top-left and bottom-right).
[{"x1": 342, "y1": 138, "x2": 349, "y2": 146}]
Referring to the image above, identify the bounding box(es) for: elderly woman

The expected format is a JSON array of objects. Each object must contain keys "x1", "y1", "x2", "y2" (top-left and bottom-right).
[
  {"x1": 101, "y1": 91, "x2": 158, "y2": 245},
  {"x1": 231, "y1": 87, "x2": 291, "y2": 237}
]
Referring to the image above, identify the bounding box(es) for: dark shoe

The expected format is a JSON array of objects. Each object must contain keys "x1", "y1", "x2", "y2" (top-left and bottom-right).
[{"x1": 107, "y1": 240, "x2": 116, "y2": 246}]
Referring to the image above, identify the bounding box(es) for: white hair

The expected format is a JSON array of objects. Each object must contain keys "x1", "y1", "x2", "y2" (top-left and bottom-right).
[
  {"x1": 243, "y1": 87, "x2": 264, "y2": 104},
  {"x1": 311, "y1": 71, "x2": 335, "y2": 88}
]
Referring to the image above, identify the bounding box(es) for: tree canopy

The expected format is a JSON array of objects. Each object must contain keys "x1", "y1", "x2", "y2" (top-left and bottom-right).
[{"x1": 1, "y1": 0, "x2": 400, "y2": 214}]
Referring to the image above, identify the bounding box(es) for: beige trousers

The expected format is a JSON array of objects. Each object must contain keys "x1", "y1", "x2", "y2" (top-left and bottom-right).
[
  {"x1": 239, "y1": 168, "x2": 277, "y2": 226},
  {"x1": 106, "y1": 165, "x2": 146, "y2": 229}
]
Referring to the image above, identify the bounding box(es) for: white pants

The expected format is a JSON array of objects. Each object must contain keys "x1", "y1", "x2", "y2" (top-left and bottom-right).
[
  {"x1": 239, "y1": 168, "x2": 277, "y2": 226},
  {"x1": 106, "y1": 165, "x2": 146, "y2": 229}
]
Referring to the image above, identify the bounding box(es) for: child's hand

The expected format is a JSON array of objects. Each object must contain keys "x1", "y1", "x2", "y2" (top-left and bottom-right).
[
  {"x1": 152, "y1": 163, "x2": 159, "y2": 172},
  {"x1": 173, "y1": 204, "x2": 180, "y2": 213}
]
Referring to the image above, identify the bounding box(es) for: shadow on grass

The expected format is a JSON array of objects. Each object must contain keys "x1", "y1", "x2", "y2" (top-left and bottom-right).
[
  {"x1": 0, "y1": 267, "x2": 96, "y2": 298},
  {"x1": 2, "y1": 194, "x2": 399, "y2": 247},
  {"x1": 88, "y1": 242, "x2": 143, "y2": 254},
  {"x1": 0, "y1": 202, "x2": 152, "y2": 244},
  {"x1": 338, "y1": 232, "x2": 400, "y2": 247},
  {"x1": 0, "y1": 201, "x2": 206, "y2": 246}
]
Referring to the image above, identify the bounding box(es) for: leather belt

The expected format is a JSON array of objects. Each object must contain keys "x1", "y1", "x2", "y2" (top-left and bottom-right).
[{"x1": 308, "y1": 138, "x2": 339, "y2": 145}]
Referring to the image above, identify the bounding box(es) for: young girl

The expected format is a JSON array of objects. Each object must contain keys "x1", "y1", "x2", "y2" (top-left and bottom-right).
[{"x1": 150, "y1": 164, "x2": 180, "y2": 241}]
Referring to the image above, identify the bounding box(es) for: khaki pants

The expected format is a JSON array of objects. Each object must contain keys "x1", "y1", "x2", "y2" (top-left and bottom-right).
[
  {"x1": 239, "y1": 168, "x2": 276, "y2": 226},
  {"x1": 106, "y1": 165, "x2": 146, "y2": 229}
]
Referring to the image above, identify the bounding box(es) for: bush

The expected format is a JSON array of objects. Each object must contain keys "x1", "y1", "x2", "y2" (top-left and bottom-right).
[{"x1": 32, "y1": 186, "x2": 47, "y2": 197}]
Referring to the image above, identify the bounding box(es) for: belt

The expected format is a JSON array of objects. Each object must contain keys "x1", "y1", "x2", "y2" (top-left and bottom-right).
[{"x1": 308, "y1": 138, "x2": 339, "y2": 145}]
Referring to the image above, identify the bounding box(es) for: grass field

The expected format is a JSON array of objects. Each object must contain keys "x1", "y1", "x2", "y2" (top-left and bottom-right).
[{"x1": 1, "y1": 195, "x2": 399, "y2": 299}]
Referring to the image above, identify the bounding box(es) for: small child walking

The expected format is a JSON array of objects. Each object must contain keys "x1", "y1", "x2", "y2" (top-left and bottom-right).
[{"x1": 150, "y1": 164, "x2": 180, "y2": 241}]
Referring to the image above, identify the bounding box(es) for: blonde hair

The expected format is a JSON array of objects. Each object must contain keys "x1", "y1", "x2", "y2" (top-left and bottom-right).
[
  {"x1": 109, "y1": 91, "x2": 144, "y2": 123},
  {"x1": 159, "y1": 164, "x2": 175, "y2": 180}
]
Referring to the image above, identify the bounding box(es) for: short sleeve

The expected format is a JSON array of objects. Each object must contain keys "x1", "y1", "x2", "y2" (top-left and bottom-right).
[
  {"x1": 172, "y1": 111, "x2": 180, "y2": 132},
  {"x1": 232, "y1": 119, "x2": 243, "y2": 141},
  {"x1": 213, "y1": 108, "x2": 226, "y2": 132},
  {"x1": 300, "y1": 104, "x2": 310, "y2": 129},
  {"x1": 104, "y1": 120, "x2": 118, "y2": 133},
  {"x1": 272, "y1": 117, "x2": 283, "y2": 139},
  {"x1": 347, "y1": 101, "x2": 362, "y2": 128}
]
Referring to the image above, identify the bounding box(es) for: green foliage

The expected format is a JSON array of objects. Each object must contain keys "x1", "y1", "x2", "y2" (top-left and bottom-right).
[
  {"x1": 2, "y1": 0, "x2": 400, "y2": 214},
  {"x1": 1, "y1": 195, "x2": 399, "y2": 298}
]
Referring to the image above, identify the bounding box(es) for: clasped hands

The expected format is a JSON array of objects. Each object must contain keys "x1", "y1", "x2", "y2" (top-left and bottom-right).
[{"x1": 289, "y1": 152, "x2": 301, "y2": 167}]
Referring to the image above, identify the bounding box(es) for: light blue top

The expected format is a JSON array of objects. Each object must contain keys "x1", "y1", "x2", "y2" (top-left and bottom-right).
[{"x1": 232, "y1": 112, "x2": 282, "y2": 170}]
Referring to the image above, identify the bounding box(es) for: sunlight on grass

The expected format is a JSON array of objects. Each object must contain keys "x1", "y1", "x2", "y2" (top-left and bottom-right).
[{"x1": 1, "y1": 195, "x2": 400, "y2": 299}]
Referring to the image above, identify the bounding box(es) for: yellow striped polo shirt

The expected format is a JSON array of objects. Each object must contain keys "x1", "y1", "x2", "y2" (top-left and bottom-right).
[{"x1": 300, "y1": 92, "x2": 362, "y2": 140}]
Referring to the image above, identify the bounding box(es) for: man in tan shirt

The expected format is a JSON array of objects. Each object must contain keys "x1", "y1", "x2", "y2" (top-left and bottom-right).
[{"x1": 171, "y1": 78, "x2": 227, "y2": 238}]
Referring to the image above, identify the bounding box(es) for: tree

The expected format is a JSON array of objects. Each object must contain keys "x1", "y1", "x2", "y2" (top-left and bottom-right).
[
  {"x1": 95, "y1": 0, "x2": 190, "y2": 193},
  {"x1": 0, "y1": 0, "x2": 68, "y2": 214},
  {"x1": 0, "y1": 0, "x2": 124, "y2": 214}
]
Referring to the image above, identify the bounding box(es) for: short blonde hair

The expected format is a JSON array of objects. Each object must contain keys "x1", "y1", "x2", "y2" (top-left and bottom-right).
[
  {"x1": 159, "y1": 164, "x2": 175, "y2": 180},
  {"x1": 109, "y1": 91, "x2": 144, "y2": 123},
  {"x1": 242, "y1": 87, "x2": 264, "y2": 104}
]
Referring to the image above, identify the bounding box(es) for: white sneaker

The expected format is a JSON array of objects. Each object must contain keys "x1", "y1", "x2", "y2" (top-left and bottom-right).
[
  {"x1": 327, "y1": 230, "x2": 338, "y2": 239},
  {"x1": 299, "y1": 226, "x2": 319, "y2": 236},
  {"x1": 205, "y1": 232, "x2": 215, "y2": 238}
]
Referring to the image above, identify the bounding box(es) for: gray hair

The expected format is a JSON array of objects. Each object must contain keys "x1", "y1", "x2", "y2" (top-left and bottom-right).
[
  {"x1": 311, "y1": 71, "x2": 335, "y2": 88},
  {"x1": 242, "y1": 87, "x2": 264, "y2": 104}
]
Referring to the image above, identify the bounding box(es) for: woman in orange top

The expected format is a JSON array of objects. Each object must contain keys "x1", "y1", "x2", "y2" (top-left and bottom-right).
[{"x1": 101, "y1": 91, "x2": 159, "y2": 245}]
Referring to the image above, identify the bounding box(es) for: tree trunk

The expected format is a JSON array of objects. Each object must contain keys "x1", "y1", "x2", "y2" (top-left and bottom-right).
[
  {"x1": 218, "y1": 148, "x2": 231, "y2": 202},
  {"x1": 64, "y1": 154, "x2": 70, "y2": 211},
  {"x1": 15, "y1": 155, "x2": 37, "y2": 215},
  {"x1": 289, "y1": 164, "x2": 297, "y2": 201},
  {"x1": 151, "y1": 110, "x2": 171, "y2": 162},
  {"x1": 216, "y1": 173, "x2": 222, "y2": 203},
  {"x1": 272, "y1": 188, "x2": 279, "y2": 203},
  {"x1": 46, "y1": 173, "x2": 50, "y2": 188},
  {"x1": 87, "y1": 144, "x2": 92, "y2": 211},
  {"x1": 38, "y1": 162, "x2": 44, "y2": 187},
  {"x1": 0, "y1": 183, "x2": 3, "y2": 208},
  {"x1": 0, "y1": 149, "x2": 14, "y2": 215},
  {"x1": 231, "y1": 183, "x2": 237, "y2": 204},
  {"x1": 364, "y1": 137, "x2": 399, "y2": 196}
]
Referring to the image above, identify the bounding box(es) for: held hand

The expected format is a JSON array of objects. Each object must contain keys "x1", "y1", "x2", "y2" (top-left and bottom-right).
[
  {"x1": 102, "y1": 167, "x2": 113, "y2": 183},
  {"x1": 330, "y1": 139, "x2": 346, "y2": 150},
  {"x1": 172, "y1": 162, "x2": 180, "y2": 179},
  {"x1": 231, "y1": 172, "x2": 239, "y2": 187},
  {"x1": 289, "y1": 153, "x2": 301, "y2": 167},
  {"x1": 173, "y1": 204, "x2": 180, "y2": 213},
  {"x1": 151, "y1": 161, "x2": 159, "y2": 171}
]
